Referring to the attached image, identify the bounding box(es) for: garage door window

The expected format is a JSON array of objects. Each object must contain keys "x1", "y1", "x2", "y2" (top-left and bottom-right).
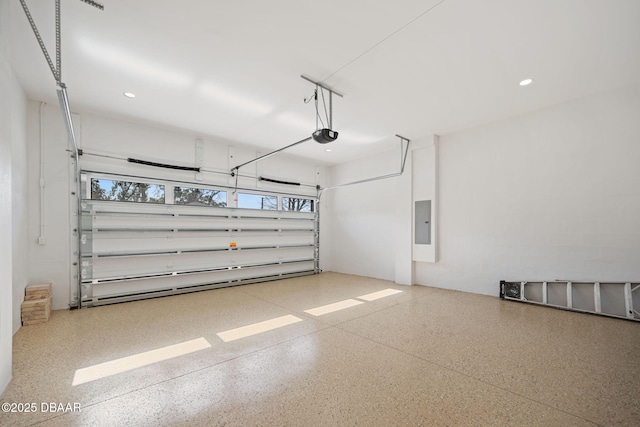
[
  {"x1": 282, "y1": 197, "x2": 314, "y2": 212},
  {"x1": 91, "y1": 178, "x2": 165, "y2": 204},
  {"x1": 237, "y1": 193, "x2": 277, "y2": 210},
  {"x1": 174, "y1": 186, "x2": 227, "y2": 207}
]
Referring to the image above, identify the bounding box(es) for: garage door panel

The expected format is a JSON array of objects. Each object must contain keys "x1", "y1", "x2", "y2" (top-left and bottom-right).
[
  {"x1": 85, "y1": 247, "x2": 315, "y2": 281},
  {"x1": 80, "y1": 191, "x2": 318, "y2": 307},
  {"x1": 83, "y1": 231, "x2": 315, "y2": 256},
  {"x1": 85, "y1": 214, "x2": 313, "y2": 232},
  {"x1": 88, "y1": 261, "x2": 315, "y2": 300}
]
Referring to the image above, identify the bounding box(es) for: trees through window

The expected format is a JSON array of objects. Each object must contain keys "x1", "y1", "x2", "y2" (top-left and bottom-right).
[
  {"x1": 282, "y1": 197, "x2": 314, "y2": 212},
  {"x1": 174, "y1": 186, "x2": 227, "y2": 207},
  {"x1": 237, "y1": 193, "x2": 278, "y2": 210},
  {"x1": 89, "y1": 177, "x2": 313, "y2": 212},
  {"x1": 91, "y1": 179, "x2": 165, "y2": 203}
]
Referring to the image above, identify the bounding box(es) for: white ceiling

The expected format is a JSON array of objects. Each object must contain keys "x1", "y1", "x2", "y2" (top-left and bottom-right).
[{"x1": 10, "y1": 0, "x2": 640, "y2": 165}]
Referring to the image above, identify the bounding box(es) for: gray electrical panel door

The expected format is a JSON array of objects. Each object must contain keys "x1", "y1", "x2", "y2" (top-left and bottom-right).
[{"x1": 415, "y1": 200, "x2": 431, "y2": 245}]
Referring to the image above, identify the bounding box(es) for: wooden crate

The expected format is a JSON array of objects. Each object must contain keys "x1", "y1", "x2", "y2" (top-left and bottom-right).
[
  {"x1": 22, "y1": 283, "x2": 52, "y2": 325},
  {"x1": 25, "y1": 283, "x2": 52, "y2": 301},
  {"x1": 21, "y1": 296, "x2": 52, "y2": 325}
]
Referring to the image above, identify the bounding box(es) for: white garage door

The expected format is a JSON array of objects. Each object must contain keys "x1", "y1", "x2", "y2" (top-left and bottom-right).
[{"x1": 78, "y1": 173, "x2": 318, "y2": 307}]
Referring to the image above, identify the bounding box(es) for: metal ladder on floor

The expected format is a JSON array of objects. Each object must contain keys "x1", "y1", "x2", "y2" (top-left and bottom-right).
[{"x1": 500, "y1": 280, "x2": 640, "y2": 322}]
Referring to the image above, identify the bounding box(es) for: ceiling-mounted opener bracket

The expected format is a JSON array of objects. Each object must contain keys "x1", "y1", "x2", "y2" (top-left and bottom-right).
[{"x1": 301, "y1": 74, "x2": 344, "y2": 132}]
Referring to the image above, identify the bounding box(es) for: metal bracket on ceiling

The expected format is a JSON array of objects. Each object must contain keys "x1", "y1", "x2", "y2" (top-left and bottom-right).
[
  {"x1": 300, "y1": 75, "x2": 344, "y2": 98},
  {"x1": 80, "y1": 0, "x2": 104, "y2": 10},
  {"x1": 301, "y1": 75, "x2": 344, "y2": 130},
  {"x1": 19, "y1": 0, "x2": 104, "y2": 84},
  {"x1": 19, "y1": 0, "x2": 61, "y2": 83}
]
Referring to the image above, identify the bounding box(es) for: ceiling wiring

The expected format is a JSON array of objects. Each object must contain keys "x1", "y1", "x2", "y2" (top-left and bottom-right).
[
  {"x1": 320, "y1": 88, "x2": 330, "y2": 129},
  {"x1": 304, "y1": 87, "x2": 333, "y2": 131},
  {"x1": 315, "y1": 90, "x2": 325, "y2": 131},
  {"x1": 303, "y1": 90, "x2": 316, "y2": 104},
  {"x1": 320, "y1": 0, "x2": 448, "y2": 84}
]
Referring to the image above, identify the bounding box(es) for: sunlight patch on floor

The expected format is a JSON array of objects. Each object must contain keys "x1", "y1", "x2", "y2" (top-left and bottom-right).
[
  {"x1": 304, "y1": 299, "x2": 364, "y2": 316},
  {"x1": 72, "y1": 337, "x2": 211, "y2": 386},
  {"x1": 216, "y1": 315, "x2": 303, "y2": 342},
  {"x1": 357, "y1": 288, "x2": 403, "y2": 301}
]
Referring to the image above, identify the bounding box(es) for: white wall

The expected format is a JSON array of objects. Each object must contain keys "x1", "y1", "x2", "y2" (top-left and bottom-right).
[
  {"x1": 324, "y1": 136, "x2": 434, "y2": 284},
  {"x1": 411, "y1": 137, "x2": 438, "y2": 264},
  {"x1": 416, "y1": 84, "x2": 640, "y2": 295},
  {"x1": 76, "y1": 112, "x2": 325, "y2": 197},
  {"x1": 11, "y1": 81, "x2": 28, "y2": 334},
  {"x1": 326, "y1": 85, "x2": 640, "y2": 296},
  {"x1": 26, "y1": 106, "x2": 327, "y2": 309},
  {"x1": 0, "y1": 0, "x2": 13, "y2": 394},
  {"x1": 325, "y1": 148, "x2": 406, "y2": 281},
  {"x1": 1, "y1": 0, "x2": 29, "y2": 394},
  {"x1": 26, "y1": 102, "x2": 74, "y2": 311}
]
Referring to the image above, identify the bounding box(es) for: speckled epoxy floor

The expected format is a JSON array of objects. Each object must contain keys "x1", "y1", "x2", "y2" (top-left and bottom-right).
[{"x1": 1, "y1": 272, "x2": 639, "y2": 426}]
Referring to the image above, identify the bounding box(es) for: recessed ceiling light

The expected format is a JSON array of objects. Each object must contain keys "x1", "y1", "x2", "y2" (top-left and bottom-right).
[
  {"x1": 519, "y1": 78, "x2": 533, "y2": 86},
  {"x1": 325, "y1": 149, "x2": 332, "y2": 152},
  {"x1": 123, "y1": 92, "x2": 136, "y2": 98}
]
